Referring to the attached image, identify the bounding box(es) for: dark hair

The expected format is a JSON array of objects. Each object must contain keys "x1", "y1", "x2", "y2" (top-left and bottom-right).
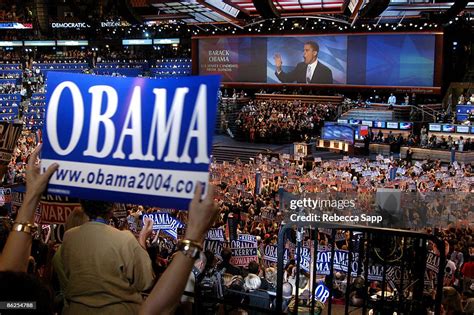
[
  {"x1": 248, "y1": 261, "x2": 259, "y2": 275},
  {"x1": 204, "y1": 250, "x2": 215, "y2": 270},
  {"x1": 0, "y1": 205, "x2": 8, "y2": 217},
  {"x1": 221, "y1": 247, "x2": 233, "y2": 263},
  {"x1": 0, "y1": 271, "x2": 54, "y2": 314},
  {"x1": 80, "y1": 199, "x2": 114, "y2": 220},
  {"x1": 304, "y1": 41, "x2": 319, "y2": 53}
]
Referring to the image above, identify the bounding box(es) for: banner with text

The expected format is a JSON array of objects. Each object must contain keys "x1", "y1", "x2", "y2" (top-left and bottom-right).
[
  {"x1": 230, "y1": 234, "x2": 258, "y2": 267},
  {"x1": 11, "y1": 185, "x2": 81, "y2": 224},
  {"x1": 142, "y1": 212, "x2": 184, "y2": 239},
  {"x1": 41, "y1": 72, "x2": 220, "y2": 209}
]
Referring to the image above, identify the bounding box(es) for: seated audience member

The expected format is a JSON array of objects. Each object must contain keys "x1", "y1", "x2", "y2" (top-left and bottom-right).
[
  {"x1": 244, "y1": 273, "x2": 271, "y2": 315},
  {"x1": 217, "y1": 247, "x2": 242, "y2": 276}
]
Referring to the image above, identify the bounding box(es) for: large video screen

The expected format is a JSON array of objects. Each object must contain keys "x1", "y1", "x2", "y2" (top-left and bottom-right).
[
  {"x1": 322, "y1": 124, "x2": 354, "y2": 144},
  {"x1": 197, "y1": 33, "x2": 438, "y2": 87}
]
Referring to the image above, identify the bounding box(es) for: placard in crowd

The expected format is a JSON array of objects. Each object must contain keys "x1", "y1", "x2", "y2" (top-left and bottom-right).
[{"x1": 230, "y1": 234, "x2": 258, "y2": 267}]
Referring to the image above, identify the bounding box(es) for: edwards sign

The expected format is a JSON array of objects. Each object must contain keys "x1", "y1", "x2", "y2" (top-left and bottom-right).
[{"x1": 41, "y1": 72, "x2": 220, "y2": 209}]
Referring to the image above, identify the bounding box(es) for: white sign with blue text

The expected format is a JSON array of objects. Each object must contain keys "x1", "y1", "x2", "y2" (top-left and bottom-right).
[
  {"x1": 41, "y1": 72, "x2": 220, "y2": 209},
  {"x1": 142, "y1": 212, "x2": 184, "y2": 239}
]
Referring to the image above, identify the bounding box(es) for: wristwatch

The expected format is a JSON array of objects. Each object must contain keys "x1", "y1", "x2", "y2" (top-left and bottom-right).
[
  {"x1": 177, "y1": 239, "x2": 202, "y2": 260},
  {"x1": 12, "y1": 222, "x2": 37, "y2": 235}
]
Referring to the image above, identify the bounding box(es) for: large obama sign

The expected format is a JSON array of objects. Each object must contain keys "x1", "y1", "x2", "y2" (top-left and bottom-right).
[{"x1": 41, "y1": 72, "x2": 220, "y2": 209}]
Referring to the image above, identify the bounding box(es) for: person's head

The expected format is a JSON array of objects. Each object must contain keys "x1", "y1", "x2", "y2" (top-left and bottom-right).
[
  {"x1": 80, "y1": 199, "x2": 114, "y2": 220},
  {"x1": 282, "y1": 282, "x2": 293, "y2": 300},
  {"x1": 65, "y1": 208, "x2": 89, "y2": 231},
  {"x1": 222, "y1": 273, "x2": 234, "y2": 287},
  {"x1": 248, "y1": 260, "x2": 260, "y2": 275},
  {"x1": 221, "y1": 247, "x2": 233, "y2": 264},
  {"x1": 299, "y1": 272, "x2": 309, "y2": 289},
  {"x1": 442, "y1": 286, "x2": 463, "y2": 312},
  {"x1": 244, "y1": 273, "x2": 261, "y2": 291},
  {"x1": 203, "y1": 250, "x2": 215, "y2": 270},
  {"x1": 303, "y1": 41, "x2": 319, "y2": 64},
  {"x1": 229, "y1": 275, "x2": 244, "y2": 291},
  {"x1": 0, "y1": 205, "x2": 8, "y2": 217},
  {"x1": 265, "y1": 267, "x2": 277, "y2": 286}
]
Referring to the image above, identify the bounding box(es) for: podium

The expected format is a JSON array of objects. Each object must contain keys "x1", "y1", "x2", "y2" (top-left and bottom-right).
[
  {"x1": 294, "y1": 142, "x2": 312, "y2": 158},
  {"x1": 316, "y1": 139, "x2": 351, "y2": 152}
]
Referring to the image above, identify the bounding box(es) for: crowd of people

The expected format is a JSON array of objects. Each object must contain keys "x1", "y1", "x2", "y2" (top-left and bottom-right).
[
  {"x1": 0, "y1": 44, "x2": 472, "y2": 315},
  {"x1": 235, "y1": 100, "x2": 338, "y2": 143},
  {"x1": 367, "y1": 128, "x2": 473, "y2": 152},
  {"x1": 0, "y1": 81, "x2": 19, "y2": 94},
  {"x1": 0, "y1": 129, "x2": 472, "y2": 313}
]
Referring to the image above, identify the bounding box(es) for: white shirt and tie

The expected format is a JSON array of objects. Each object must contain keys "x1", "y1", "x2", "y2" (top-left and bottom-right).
[
  {"x1": 306, "y1": 60, "x2": 318, "y2": 83},
  {"x1": 388, "y1": 95, "x2": 397, "y2": 105}
]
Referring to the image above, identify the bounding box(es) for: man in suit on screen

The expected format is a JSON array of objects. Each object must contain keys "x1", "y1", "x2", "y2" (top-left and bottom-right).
[{"x1": 274, "y1": 41, "x2": 333, "y2": 84}]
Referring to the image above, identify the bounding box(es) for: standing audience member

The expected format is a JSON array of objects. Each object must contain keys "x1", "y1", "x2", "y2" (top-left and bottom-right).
[
  {"x1": 244, "y1": 273, "x2": 271, "y2": 315},
  {"x1": 218, "y1": 247, "x2": 242, "y2": 276}
]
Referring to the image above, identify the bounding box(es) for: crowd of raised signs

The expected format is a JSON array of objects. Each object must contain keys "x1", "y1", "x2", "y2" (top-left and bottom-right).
[{"x1": 1, "y1": 131, "x2": 473, "y2": 313}]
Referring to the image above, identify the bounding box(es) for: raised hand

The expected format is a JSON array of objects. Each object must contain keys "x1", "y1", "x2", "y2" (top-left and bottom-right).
[
  {"x1": 185, "y1": 183, "x2": 219, "y2": 243},
  {"x1": 25, "y1": 144, "x2": 59, "y2": 203},
  {"x1": 139, "y1": 217, "x2": 154, "y2": 249},
  {"x1": 274, "y1": 53, "x2": 283, "y2": 71}
]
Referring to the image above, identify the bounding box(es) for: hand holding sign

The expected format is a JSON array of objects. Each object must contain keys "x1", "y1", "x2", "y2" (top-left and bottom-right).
[
  {"x1": 16, "y1": 145, "x2": 58, "y2": 223},
  {"x1": 139, "y1": 217, "x2": 154, "y2": 249},
  {"x1": 1, "y1": 144, "x2": 58, "y2": 272},
  {"x1": 185, "y1": 183, "x2": 219, "y2": 243}
]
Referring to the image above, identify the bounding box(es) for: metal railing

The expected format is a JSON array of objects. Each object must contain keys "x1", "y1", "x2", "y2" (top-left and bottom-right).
[{"x1": 275, "y1": 223, "x2": 445, "y2": 315}]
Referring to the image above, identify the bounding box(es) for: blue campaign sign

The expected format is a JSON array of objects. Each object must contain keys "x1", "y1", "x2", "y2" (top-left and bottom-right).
[
  {"x1": 41, "y1": 72, "x2": 220, "y2": 209},
  {"x1": 142, "y1": 212, "x2": 184, "y2": 239},
  {"x1": 314, "y1": 283, "x2": 330, "y2": 304}
]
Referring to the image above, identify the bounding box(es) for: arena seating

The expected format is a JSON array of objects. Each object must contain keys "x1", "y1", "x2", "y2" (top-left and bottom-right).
[
  {"x1": 24, "y1": 94, "x2": 46, "y2": 130},
  {"x1": 96, "y1": 61, "x2": 148, "y2": 76},
  {"x1": 0, "y1": 93, "x2": 20, "y2": 101},
  {"x1": 32, "y1": 62, "x2": 89, "y2": 75},
  {"x1": 150, "y1": 58, "x2": 192, "y2": 78},
  {"x1": 254, "y1": 93, "x2": 344, "y2": 106},
  {"x1": 341, "y1": 109, "x2": 395, "y2": 121}
]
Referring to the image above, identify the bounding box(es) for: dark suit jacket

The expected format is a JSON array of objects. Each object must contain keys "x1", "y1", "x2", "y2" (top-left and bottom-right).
[{"x1": 275, "y1": 61, "x2": 333, "y2": 84}]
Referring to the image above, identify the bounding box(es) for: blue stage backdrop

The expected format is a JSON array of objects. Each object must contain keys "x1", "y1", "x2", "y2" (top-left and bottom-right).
[{"x1": 41, "y1": 72, "x2": 220, "y2": 209}]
